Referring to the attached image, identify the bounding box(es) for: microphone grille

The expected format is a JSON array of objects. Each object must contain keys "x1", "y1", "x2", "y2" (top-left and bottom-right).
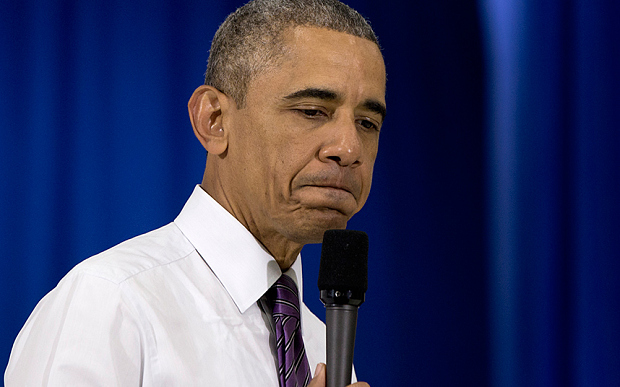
[{"x1": 318, "y1": 229, "x2": 368, "y2": 293}]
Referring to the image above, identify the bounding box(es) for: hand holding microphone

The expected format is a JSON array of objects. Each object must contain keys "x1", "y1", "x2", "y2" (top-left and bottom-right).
[{"x1": 308, "y1": 363, "x2": 370, "y2": 387}]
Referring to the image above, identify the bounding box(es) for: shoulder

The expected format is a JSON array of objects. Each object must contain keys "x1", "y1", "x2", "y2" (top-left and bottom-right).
[
  {"x1": 24, "y1": 222, "x2": 200, "y2": 323},
  {"x1": 67, "y1": 222, "x2": 195, "y2": 285}
]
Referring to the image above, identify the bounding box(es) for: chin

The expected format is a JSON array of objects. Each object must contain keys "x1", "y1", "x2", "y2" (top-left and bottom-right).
[{"x1": 287, "y1": 210, "x2": 349, "y2": 244}]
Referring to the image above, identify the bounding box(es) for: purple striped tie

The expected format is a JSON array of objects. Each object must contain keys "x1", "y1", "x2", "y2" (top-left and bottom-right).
[{"x1": 270, "y1": 275, "x2": 312, "y2": 387}]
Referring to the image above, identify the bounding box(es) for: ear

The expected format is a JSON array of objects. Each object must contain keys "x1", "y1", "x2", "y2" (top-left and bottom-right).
[{"x1": 188, "y1": 85, "x2": 230, "y2": 155}]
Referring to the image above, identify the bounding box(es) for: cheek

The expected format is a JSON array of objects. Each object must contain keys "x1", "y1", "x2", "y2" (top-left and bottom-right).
[
  {"x1": 362, "y1": 139, "x2": 379, "y2": 171},
  {"x1": 272, "y1": 153, "x2": 302, "y2": 186},
  {"x1": 278, "y1": 132, "x2": 322, "y2": 165},
  {"x1": 360, "y1": 141, "x2": 379, "y2": 193},
  {"x1": 266, "y1": 147, "x2": 299, "y2": 190},
  {"x1": 363, "y1": 134, "x2": 380, "y2": 157},
  {"x1": 361, "y1": 166, "x2": 374, "y2": 194}
]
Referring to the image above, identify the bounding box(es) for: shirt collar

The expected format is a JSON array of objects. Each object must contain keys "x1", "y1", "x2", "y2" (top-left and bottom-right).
[{"x1": 174, "y1": 185, "x2": 304, "y2": 313}]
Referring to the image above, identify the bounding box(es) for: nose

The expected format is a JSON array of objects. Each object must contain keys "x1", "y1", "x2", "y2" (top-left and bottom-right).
[{"x1": 318, "y1": 118, "x2": 363, "y2": 167}]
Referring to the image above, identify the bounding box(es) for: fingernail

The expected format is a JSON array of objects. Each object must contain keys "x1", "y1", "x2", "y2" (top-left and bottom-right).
[{"x1": 315, "y1": 363, "x2": 325, "y2": 375}]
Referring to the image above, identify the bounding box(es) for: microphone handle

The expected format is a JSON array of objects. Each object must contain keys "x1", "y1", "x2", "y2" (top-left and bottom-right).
[{"x1": 325, "y1": 304, "x2": 359, "y2": 387}]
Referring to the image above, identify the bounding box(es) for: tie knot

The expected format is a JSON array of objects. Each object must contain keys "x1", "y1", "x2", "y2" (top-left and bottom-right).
[{"x1": 271, "y1": 275, "x2": 301, "y2": 320}]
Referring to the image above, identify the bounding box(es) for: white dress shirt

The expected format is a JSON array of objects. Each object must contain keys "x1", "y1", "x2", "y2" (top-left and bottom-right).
[{"x1": 5, "y1": 185, "x2": 327, "y2": 386}]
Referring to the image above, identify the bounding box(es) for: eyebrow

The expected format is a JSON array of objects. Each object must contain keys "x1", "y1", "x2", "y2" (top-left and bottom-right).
[
  {"x1": 283, "y1": 87, "x2": 386, "y2": 122},
  {"x1": 283, "y1": 87, "x2": 339, "y2": 101},
  {"x1": 363, "y1": 99, "x2": 387, "y2": 122}
]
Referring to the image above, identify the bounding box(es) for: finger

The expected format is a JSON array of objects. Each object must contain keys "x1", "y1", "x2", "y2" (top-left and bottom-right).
[{"x1": 307, "y1": 363, "x2": 326, "y2": 387}]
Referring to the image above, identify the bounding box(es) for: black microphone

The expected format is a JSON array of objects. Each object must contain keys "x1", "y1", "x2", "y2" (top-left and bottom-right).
[{"x1": 318, "y1": 229, "x2": 368, "y2": 387}]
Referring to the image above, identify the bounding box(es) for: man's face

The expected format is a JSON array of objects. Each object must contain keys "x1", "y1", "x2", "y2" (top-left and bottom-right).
[{"x1": 220, "y1": 26, "x2": 386, "y2": 246}]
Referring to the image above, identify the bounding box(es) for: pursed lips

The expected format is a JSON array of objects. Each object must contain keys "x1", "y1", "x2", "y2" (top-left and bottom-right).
[
  {"x1": 298, "y1": 180, "x2": 360, "y2": 200},
  {"x1": 308, "y1": 183, "x2": 353, "y2": 195},
  {"x1": 294, "y1": 171, "x2": 362, "y2": 201},
  {"x1": 294, "y1": 179, "x2": 361, "y2": 216}
]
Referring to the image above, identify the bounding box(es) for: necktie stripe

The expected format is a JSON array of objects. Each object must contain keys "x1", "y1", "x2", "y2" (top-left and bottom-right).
[
  {"x1": 274, "y1": 282, "x2": 296, "y2": 295},
  {"x1": 284, "y1": 326, "x2": 297, "y2": 352},
  {"x1": 284, "y1": 359, "x2": 295, "y2": 380},
  {"x1": 268, "y1": 275, "x2": 312, "y2": 387},
  {"x1": 273, "y1": 299, "x2": 300, "y2": 315},
  {"x1": 292, "y1": 345, "x2": 306, "y2": 372}
]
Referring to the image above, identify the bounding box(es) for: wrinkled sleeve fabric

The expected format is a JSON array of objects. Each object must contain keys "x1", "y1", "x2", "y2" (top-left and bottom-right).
[{"x1": 5, "y1": 272, "x2": 144, "y2": 386}]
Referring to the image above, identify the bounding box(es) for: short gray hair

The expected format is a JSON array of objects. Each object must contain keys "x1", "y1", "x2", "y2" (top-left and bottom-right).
[{"x1": 204, "y1": 0, "x2": 380, "y2": 107}]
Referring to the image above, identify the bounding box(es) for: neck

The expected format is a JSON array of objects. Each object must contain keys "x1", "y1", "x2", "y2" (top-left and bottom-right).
[{"x1": 200, "y1": 171, "x2": 303, "y2": 271}]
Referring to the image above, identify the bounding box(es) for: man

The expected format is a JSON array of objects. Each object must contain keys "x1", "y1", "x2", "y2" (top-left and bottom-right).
[{"x1": 5, "y1": 0, "x2": 386, "y2": 385}]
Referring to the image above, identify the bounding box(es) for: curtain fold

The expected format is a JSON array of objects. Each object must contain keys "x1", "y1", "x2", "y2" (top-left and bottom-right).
[{"x1": 481, "y1": 0, "x2": 620, "y2": 385}]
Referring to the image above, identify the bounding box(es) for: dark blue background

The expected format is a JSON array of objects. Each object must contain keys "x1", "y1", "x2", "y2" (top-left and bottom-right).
[{"x1": 1, "y1": 0, "x2": 619, "y2": 385}]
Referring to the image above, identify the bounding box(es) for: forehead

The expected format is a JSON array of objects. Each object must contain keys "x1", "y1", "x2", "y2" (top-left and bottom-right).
[{"x1": 247, "y1": 26, "x2": 386, "y2": 105}]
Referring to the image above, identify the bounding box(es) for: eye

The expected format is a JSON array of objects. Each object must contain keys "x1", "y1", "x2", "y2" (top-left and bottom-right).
[
  {"x1": 358, "y1": 118, "x2": 380, "y2": 132},
  {"x1": 299, "y1": 109, "x2": 325, "y2": 117}
]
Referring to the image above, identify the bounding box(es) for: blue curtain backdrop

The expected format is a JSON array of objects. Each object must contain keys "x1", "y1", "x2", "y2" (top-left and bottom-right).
[
  {"x1": 1, "y1": 0, "x2": 618, "y2": 386},
  {"x1": 481, "y1": 0, "x2": 620, "y2": 385}
]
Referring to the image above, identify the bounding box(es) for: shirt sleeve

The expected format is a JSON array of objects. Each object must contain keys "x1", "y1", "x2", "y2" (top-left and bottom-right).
[{"x1": 5, "y1": 272, "x2": 143, "y2": 386}]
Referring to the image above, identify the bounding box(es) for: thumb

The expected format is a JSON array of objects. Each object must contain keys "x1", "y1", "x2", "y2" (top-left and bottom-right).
[{"x1": 308, "y1": 363, "x2": 326, "y2": 387}]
